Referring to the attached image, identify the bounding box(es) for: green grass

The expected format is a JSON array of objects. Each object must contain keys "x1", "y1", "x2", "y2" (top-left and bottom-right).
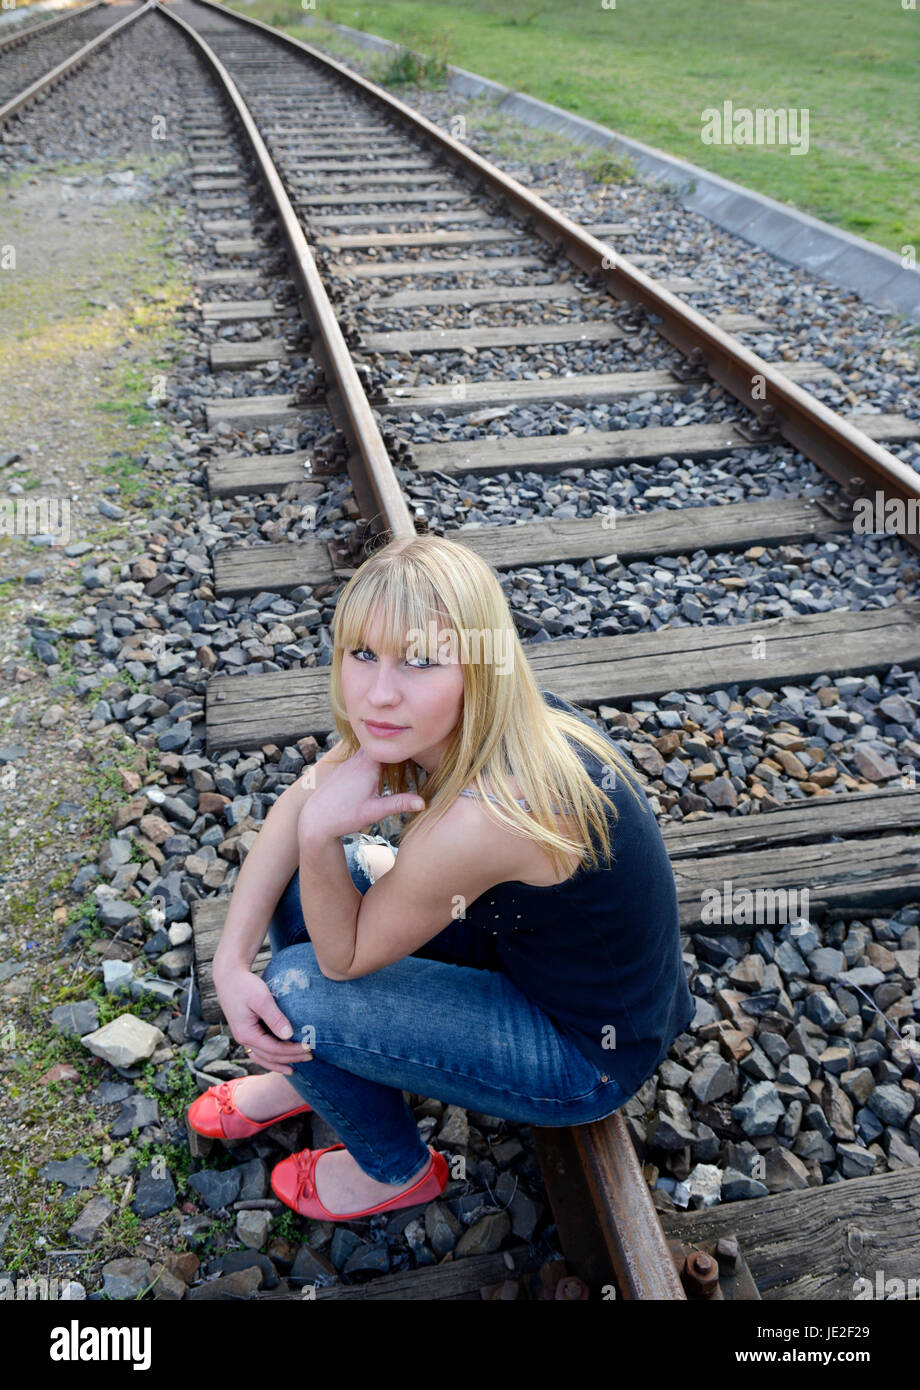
[{"x1": 224, "y1": 0, "x2": 920, "y2": 255}]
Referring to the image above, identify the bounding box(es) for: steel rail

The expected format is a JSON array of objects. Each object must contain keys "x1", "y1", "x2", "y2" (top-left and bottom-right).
[
  {"x1": 156, "y1": 0, "x2": 416, "y2": 544},
  {"x1": 574, "y1": 1115, "x2": 686, "y2": 1299},
  {"x1": 166, "y1": 0, "x2": 690, "y2": 1301},
  {"x1": 0, "y1": 0, "x2": 154, "y2": 124},
  {"x1": 0, "y1": 0, "x2": 107, "y2": 57},
  {"x1": 184, "y1": 0, "x2": 920, "y2": 556}
]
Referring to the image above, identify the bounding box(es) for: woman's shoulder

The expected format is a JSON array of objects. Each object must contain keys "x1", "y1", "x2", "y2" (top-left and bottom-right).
[{"x1": 456, "y1": 780, "x2": 583, "y2": 888}]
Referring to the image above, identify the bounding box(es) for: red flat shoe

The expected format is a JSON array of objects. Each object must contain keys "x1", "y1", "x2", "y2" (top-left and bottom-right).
[
  {"x1": 187, "y1": 1078, "x2": 312, "y2": 1140},
  {"x1": 271, "y1": 1143, "x2": 449, "y2": 1221}
]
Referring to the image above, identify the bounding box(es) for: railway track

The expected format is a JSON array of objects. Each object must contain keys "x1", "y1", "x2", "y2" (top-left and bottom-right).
[
  {"x1": 156, "y1": 0, "x2": 920, "y2": 1302},
  {"x1": 0, "y1": 0, "x2": 151, "y2": 124},
  {"x1": 4, "y1": 0, "x2": 919, "y2": 1304}
]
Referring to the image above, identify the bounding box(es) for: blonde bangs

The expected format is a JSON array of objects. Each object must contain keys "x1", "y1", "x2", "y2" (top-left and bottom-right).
[{"x1": 333, "y1": 560, "x2": 456, "y2": 662}]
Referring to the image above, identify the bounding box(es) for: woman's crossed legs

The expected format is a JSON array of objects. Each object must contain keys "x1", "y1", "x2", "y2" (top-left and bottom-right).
[{"x1": 236, "y1": 835, "x2": 623, "y2": 1207}]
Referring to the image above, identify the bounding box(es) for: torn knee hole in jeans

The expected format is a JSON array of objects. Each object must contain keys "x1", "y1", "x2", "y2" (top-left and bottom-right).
[
  {"x1": 355, "y1": 839, "x2": 396, "y2": 886},
  {"x1": 266, "y1": 966, "x2": 312, "y2": 997},
  {"x1": 355, "y1": 840, "x2": 377, "y2": 885}
]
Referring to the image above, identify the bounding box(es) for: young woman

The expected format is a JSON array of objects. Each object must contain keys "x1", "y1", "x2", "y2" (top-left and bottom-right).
[{"x1": 189, "y1": 534, "x2": 694, "y2": 1223}]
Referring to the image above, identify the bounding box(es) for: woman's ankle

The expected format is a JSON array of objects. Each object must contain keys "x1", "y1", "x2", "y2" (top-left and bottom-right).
[{"x1": 235, "y1": 1071, "x2": 303, "y2": 1120}]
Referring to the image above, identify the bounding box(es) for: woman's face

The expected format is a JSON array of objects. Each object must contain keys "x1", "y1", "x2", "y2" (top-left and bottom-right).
[{"x1": 341, "y1": 608, "x2": 465, "y2": 774}]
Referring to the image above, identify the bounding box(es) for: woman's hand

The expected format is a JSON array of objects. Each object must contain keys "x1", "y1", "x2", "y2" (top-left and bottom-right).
[
  {"x1": 297, "y1": 747, "x2": 424, "y2": 843},
  {"x1": 214, "y1": 962, "x2": 313, "y2": 1074}
]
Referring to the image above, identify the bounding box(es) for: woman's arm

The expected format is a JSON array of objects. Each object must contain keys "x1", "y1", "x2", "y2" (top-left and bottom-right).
[{"x1": 211, "y1": 744, "x2": 346, "y2": 985}]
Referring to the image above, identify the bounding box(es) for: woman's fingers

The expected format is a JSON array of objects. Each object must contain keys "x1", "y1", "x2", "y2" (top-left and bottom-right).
[{"x1": 241, "y1": 1027, "x2": 313, "y2": 1066}]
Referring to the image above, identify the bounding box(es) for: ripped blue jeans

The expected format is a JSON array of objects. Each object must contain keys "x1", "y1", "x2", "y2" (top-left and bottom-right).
[{"x1": 262, "y1": 833, "x2": 628, "y2": 1184}]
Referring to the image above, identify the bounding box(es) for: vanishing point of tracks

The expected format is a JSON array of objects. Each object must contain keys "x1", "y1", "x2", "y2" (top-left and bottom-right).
[{"x1": 4, "y1": 0, "x2": 920, "y2": 1302}]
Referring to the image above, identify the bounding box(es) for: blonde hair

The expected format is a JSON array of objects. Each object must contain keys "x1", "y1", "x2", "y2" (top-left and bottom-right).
[{"x1": 327, "y1": 533, "x2": 648, "y2": 879}]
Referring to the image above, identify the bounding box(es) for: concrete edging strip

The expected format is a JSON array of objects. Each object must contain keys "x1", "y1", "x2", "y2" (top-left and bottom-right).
[{"x1": 298, "y1": 12, "x2": 920, "y2": 324}]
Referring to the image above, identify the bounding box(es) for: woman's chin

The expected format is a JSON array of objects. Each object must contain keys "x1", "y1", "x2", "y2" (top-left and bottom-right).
[{"x1": 360, "y1": 738, "x2": 407, "y2": 762}]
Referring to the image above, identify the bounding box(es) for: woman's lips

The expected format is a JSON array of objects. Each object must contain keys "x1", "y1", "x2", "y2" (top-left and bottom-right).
[{"x1": 365, "y1": 720, "x2": 408, "y2": 737}]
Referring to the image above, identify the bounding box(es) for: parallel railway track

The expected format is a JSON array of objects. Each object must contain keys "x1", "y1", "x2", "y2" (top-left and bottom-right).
[{"x1": 0, "y1": 0, "x2": 150, "y2": 124}]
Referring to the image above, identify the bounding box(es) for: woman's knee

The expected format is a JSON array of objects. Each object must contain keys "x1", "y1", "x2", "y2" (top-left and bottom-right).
[{"x1": 262, "y1": 942, "x2": 325, "y2": 1006}]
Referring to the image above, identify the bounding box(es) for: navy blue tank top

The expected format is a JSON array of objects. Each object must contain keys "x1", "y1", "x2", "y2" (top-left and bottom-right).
[{"x1": 457, "y1": 688, "x2": 694, "y2": 1098}]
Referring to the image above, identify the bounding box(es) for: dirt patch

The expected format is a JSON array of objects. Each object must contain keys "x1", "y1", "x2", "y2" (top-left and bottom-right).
[{"x1": 0, "y1": 155, "x2": 194, "y2": 1281}]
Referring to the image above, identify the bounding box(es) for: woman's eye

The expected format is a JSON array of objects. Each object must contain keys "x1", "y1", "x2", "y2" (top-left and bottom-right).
[{"x1": 350, "y1": 648, "x2": 435, "y2": 668}]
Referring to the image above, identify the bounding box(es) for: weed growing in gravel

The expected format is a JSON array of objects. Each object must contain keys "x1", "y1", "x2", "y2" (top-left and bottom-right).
[
  {"x1": 271, "y1": 1209, "x2": 301, "y2": 1244},
  {"x1": 194, "y1": 1213, "x2": 238, "y2": 1260},
  {"x1": 134, "y1": 1135, "x2": 197, "y2": 1195},
  {"x1": 136, "y1": 1058, "x2": 200, "y2": 1130},
  {"x1": 372, "y1": 33, "x2": 450, "y2": 88},
  {"x1": 576, "y1": 147, "x2": 636, "y2": 185},
  {"x1": 2, "y1": 1190, "x2": 85, "y2": 1276}
]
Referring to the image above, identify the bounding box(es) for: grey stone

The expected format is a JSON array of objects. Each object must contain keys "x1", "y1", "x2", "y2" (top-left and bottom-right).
[
  {"x1": 808, "y1": 948, "x2": 847, "y2": 985},
  {"x1": 685, "y1": 1163, "x2": 722, "y2": 1209},
  {"x1": 132, "y1": 1163, "x2": 176, "y2": 1217},
  {"x1": 102, "y1": 1258, "x2": 152, "y2": 1300},
  {"x1": 774, "y1": 940, "x2": 810, "y2": 979},
  {"x1": 187, "y1": 1168, "x2": 242, "y2": 1210},
  {"x1": 805, "y1": 991, "x2": 846, "y2": 1030},
  {"x1": 290, "y1": 1245, "x2": 337, "y2": 1287},
  {"x1": 236, "y1": 1157, "x2": 269, "y2": 1200},
  {"x1": 40, "y1": 1156, "x2": 99, "y2": 1190},
  {"x1": 688, "y1": 1053, "x2": 735, "y2": 1105},
  {"x1": 721, "y1": 1167, "x2": 769, "y2": 1201},
  {"x1": 437, "y1": 1104, "x2": 470, "y2": 1150},
  {"x1": 647, "y1": 1089, "x2": 696, "y2": 1150},
  {"x1": 81, "y1": 1014, "x2": 166, "y2": 1067},
  {"x1": 837, "y1": 1143, "x2": 877, "y2": 1178},
  {"x1": 732, "y1": 1081, "x2": 785, "y2": 1136},
  {"x1": 194, "y1": 1033, "x2": 232, "y2": 1071},
  {"x1": 763, "y1": 1147, "x2": 810, "y2": 1192},
  {"x1": 425, "y1": 1199, "x2": 460, "y2": 1257},
  {"x1": 777, "y1": 1053, "x2": 811, "y2": 1087},
  {"x1": 454, "y1": 1210, "x2": 511, "y2": 1256},
  {"x1": 855, "y1": 1106, "x2": 885, "y2": 1145},
  {"x1": 329, "y1": 1228, "x2": 363, "y2": 1270},
  {"x1": 208, "y1": 1250, "x2": 277, "y2": 1289},
  {"x1": 49, "y1": 1000, "x2": 99, "y2": 1038},
  {"x1": 867, "y1": 1083, "x2": 915, "y2": 1129},
  {"x1": 342, "y1": 1243, "x2": 390, "y2": 1275},
  {"x1": 236, "y1": 1209, "x2": 272, "y2": 1249},
  {"x1": 111, "y1": 1094, "x2": 160, "y2": 1138},
  {"x1": 102, "y1": 959, "x2": 134, "y2": 994},
  {"x1": 96, "y1": 899, "x2": 142, "y2": 930},
  {"x1": 66, "y1": 1195, "x2": 117, "y2": 1251},
  {"x1": 839, "y1": 966, "x2": 886, "y2": 989},
  {"x1": 157, "y1": 946, "x2": 194, "y2": 979},
  {"x1": 887, "y1": 1130, "x2": 920, "y2": 1168},
  {"x1": 818, "y1": 1043, "x2": 855, "y2": 1076}
]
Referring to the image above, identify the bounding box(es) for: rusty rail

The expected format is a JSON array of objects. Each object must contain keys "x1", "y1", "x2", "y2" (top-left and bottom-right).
[
  {"x1": 183, "y1": 0, "x2": 920, "y2": 555},
  {"x1": 0, "y1": 0, "x2": 153, "y2": 124}
]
